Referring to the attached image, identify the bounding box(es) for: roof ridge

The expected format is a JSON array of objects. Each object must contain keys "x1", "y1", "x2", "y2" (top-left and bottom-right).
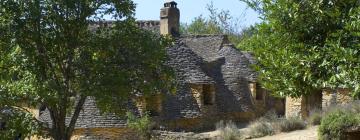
[{"x1": 180, "y1": 34, "x2": 227, "y2": 38}]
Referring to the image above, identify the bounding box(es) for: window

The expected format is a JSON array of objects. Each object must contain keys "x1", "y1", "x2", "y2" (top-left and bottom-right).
[
  {"x1": 145, "y1": 95, "x2": 162, "y2": 117},
  {"x1": 148, "y1": 109, "x2": 160, "y2": 117},
  {"x1": 256, "y1": 84, "x2": 263, "y2": 100},
  {"x1": 203, "y1": 84, "x2": 214, "y2": 105}
]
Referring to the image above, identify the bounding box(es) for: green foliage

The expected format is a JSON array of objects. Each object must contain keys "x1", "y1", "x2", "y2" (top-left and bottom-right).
[
  {"x1": 216, "y1": 120, "x2": 243, "y2": 140},
  {"x1": 0, "y1": 0, "x2": 173, "y2": 139},
  {"x1": 126, "y1": 112, "x2": 153, "y2": 140},
  {"x1": 0, "y1": 107, "x2": 43, "y2": 140},
  {"x1": 181, "y1": 1, "x2": 250, "y2": 45},
  {"x1": 239, "y1": 0, "x2": 360, "y2": 97},
  {"x1": 318, "y1": 109, "x2": 360, "y2": 140}
]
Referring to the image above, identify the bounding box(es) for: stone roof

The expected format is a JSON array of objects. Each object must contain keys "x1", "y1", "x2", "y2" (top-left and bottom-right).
[
  {"x1": 160, "y1": 34, "x2": 255, "y2": 119},
  {"x1": 39, "y1": 21, "x2": 257, "y2": 129},
  {"x1": 242, "y1": 52, "x2": 258, "y2": 82},
  {"x1": 39, "y1": 97, "x2": 138, "y2": 128},
  {"x1": 166, "y1": 39, "x2": 215, "y2": 84}
]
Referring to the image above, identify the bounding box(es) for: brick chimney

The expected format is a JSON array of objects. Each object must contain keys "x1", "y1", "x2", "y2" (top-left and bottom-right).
[{"x1": 160, "y1": 1, "x2": 180, "y2": 36}]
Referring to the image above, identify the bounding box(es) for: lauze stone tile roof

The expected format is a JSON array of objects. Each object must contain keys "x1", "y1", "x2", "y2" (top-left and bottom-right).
[{"x1": 39, "y1": 20, "x2": 258, "y2": 129}]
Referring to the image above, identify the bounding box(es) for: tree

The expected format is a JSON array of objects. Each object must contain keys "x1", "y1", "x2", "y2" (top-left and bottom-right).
[
  {"x1": 181, "y1": 1, "x2": 248, "y2": 45},
  {"x1": 0, "y1": 0, "x2": 173, "y2": 139},
  {"x1": 238, "y1": 0, "x2": 360, "y2": 97}
]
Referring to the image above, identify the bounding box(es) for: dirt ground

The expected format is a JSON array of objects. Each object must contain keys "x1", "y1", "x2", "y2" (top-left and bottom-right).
[
  {"x1": 251, "y1": 126, "x2": 318, "y2": 140},
  {"x1": 197, "y1": 126, "x2": 318, "y2": 140}
]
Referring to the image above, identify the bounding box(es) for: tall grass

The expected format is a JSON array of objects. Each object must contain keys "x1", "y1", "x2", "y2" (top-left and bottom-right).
[
  {"x1": 215, "y1": 120, "x2": 243, "y2": 140},
  {"x1": 307, "y1": 108, "x2": 322, "y2": 126},
  {"x1": 247, "y1": 111, "x2": 306, "y2": 138},
  {"x1": 247, "y1": 118, "x2": 274, "y2": 138}
]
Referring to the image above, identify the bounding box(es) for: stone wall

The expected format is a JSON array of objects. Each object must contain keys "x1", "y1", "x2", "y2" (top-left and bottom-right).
[
  {"x1": 336, "y1": 88, "x2": 352, "y2": 104},
  {"x1": 71, "y1": 128, "x2": 139, "y2": 140},
  {"x1": 249, "y1": 82, "x2": 285, "y2": 116},
  {"x1": 286, "y1": 92, "x2": 322, "y2": 118},
  {"x1": 322, "y1": 88, "x2": 352, "y2": 110},
  {"x1": 286, "y1": 88, "x2": 353, "y2": 118},
  {"x1": 158, "y1": 111, "x2": 255, "y2": 132},
  {"x1": 285, "y1": 97, "x2": 302, "y2": 118},
  {"x1": 190, "y1": 84, "x2": 216, "y2": 116}
]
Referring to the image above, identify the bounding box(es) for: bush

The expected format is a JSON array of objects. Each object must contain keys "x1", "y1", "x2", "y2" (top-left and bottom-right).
[
  {"x1": 126, "y1": 112, "x2": 153, "y2": 140},
  {"x1": 215, "y1": 120, "x2": 242, "y2": 140},
  {"x1": 274, "y1": 117, "x2": 306, "y2": 132},
  {"x1": 307, "y1": 109, "x2": 322, "y2": 126},
  {"x1": 318, "y1": 108, "x2": 360, "y2": 140},
  {"x1": 247, "y1": 111, "x2": 306, "y2": 138},
  {"x1": 247, "y1": 118, "x2": 274, "y2": 138}
]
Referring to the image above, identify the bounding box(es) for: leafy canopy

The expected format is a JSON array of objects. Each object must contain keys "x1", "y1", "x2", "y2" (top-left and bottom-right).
[
  {"x1": 0, "y1": 0, "x2": 173, "y2": 139},
  {"x1": 239, "y1": 0, "x2": 360, "y2": 97}
]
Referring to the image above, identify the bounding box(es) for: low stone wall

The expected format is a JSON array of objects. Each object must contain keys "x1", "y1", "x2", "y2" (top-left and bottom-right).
[
  {"x1": 159, "y1": 111, "x2": 255, "y2": 132},
  {"x1": 71, "y1": 128, "x2": 139, "y2": 140},
  {"x1": 152, "y1": 130, "x2": 212, "y2": 140}
]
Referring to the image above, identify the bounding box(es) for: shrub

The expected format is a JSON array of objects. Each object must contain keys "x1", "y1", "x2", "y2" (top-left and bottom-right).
[
  {"x1": 247, "y1": 110, "x2": 307, "y2": 138},
  {"x1": 262, "y1": 110, "x2": 279, "y2": 121},
  {"x1": 126, "y1": 112, "x2": 153, "y2": 140},
  {"x1": 215, "y1": 120, "x2": 242, "y2": 140},
  {"x1": 247, "y1": 118, "x2": 274, "y2": 138},
  {"x1": 307, "y1": 109, "x2": 322, "y2": 126},
  {"x1": 274, "y1": 117, "x2": 306, "y2": 132},
  {"x1": 318, "y1": 109, "x2": 360, "y2": 140}
]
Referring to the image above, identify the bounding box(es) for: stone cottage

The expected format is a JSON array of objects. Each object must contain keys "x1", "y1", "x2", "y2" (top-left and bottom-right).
[{"x1": 35, "y1": 1, "x2": 284, "y2": 139}]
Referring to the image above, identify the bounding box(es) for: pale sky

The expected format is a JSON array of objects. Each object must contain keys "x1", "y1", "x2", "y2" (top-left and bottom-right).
[{"x1": 132, "y1": 0, "x2": 262, "y2": 28}]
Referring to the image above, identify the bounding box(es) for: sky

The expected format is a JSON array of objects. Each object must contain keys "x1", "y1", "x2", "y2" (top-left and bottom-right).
[{"x1": 132, "y1": 0, "x2": 262, "y2": 28}]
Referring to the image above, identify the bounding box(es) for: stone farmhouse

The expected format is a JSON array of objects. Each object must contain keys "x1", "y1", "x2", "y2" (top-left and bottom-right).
[
  {"x1": 37, "y1": 1, "x2": 360, "y2": 139},
  {"x1": 39, "y1": 1, "x2": 285, "y2": 139},
  {"x1": 2, "y1": 1, "x2": 356, "y2": 140}
]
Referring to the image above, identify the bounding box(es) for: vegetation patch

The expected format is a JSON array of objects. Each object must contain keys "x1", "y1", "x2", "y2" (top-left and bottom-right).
[
  {"x1": 247, "y1": 118, "x2": 275, "y2": 138},
  {"x1": 215, "y1": 120, "x2": 243, "y2": 140},
  {"x1": 126, "y1": 112, "x2": 153, "y2": 140},
  {"x1": 274, "y1": 117, "x2": 306, "y2": 132},
  {"x1": 307, "y1": 109, "x2": 322, "y2": 126},
  {"x1": 318, "y1": 102, "x2": 360, "y2": 140},
  {"x1": 247, "y1": 111, "x2": 306, "y2": 138}
]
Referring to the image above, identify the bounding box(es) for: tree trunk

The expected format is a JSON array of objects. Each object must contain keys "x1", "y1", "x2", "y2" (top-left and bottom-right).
[{"x1": 50, "y1": 96, "x2": 87, "y2": 140}]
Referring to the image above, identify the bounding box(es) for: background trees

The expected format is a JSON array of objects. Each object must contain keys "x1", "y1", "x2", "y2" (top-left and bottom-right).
[
  {"x1": 0, "y1": 0, "x2": 173, "y2": 139},
  {"x1": 180, "y1": 2, "x2": 253, "y2": 45},
  {"x1": 238, "y1": 0, "x2": 360, "y2": 97}
]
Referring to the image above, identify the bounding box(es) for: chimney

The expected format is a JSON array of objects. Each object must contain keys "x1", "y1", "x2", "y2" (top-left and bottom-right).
[{"x1": 160, "y1": 1, "x2": 180, "y2": 36}]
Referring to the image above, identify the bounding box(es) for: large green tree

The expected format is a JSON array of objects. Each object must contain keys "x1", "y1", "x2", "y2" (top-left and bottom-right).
[
  {"x1": 0, "y1": 0, "x2": 173, "y2": 139},
  {"x1": 238, "y1": 0, "x2": 360, "y2": 97}
]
